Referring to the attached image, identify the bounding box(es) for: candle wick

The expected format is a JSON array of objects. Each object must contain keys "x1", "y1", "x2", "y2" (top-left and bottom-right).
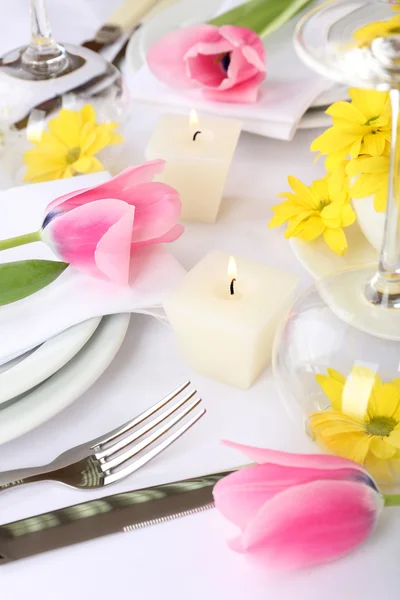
[
  {"x1": 230, "y1": 278, "x2": 236, "y2": 296},
  {"x1": 193, "y1": 130, "x2": 202, "y2": 141}
]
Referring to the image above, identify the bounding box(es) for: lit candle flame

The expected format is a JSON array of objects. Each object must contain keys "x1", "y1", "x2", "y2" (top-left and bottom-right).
[
  {"x1": 228, "y1": 256, "x2": 237, "y2": 280},
  {"x1": 189, "y1": 108, "x2": 199, "y2": 128}
]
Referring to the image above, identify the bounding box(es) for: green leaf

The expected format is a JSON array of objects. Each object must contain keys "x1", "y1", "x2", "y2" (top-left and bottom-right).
[
  {"x1": 0, "y1": 260, "x2": 69, "y2": 306},
  {"x1": 208, "y1": 0, "x2": 315, "y2": 38}
]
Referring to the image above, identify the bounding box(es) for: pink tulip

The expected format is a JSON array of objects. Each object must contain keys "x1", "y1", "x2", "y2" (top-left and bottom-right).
[
  {"x1": 41, "y1": 160, "x2": 183, "y2": 285},
  {"x1": 147, "y1": 25, "x2": 266, "y2": 103},
  {"x1": 213, "y1": 442, "x2": 383, "y2": 570}
]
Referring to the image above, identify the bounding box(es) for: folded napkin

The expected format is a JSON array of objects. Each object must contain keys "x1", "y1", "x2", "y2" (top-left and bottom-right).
[
  {"x1": 0, "y1": 173, "x2": 185, "y2": 365},
  {"x1": 128, "y1": 0, "x2": 331, "y2": 141}
]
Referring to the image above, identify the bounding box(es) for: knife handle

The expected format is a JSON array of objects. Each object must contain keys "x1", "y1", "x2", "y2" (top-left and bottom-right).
[{"x1": 107, "y1": 0, "x2": 161, "y2": 32}]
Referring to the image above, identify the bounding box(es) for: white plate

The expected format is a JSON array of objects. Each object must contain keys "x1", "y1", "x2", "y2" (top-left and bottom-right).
[
  {"x1": 289, "y1": 221, "x2": 377, "y2": 280},
  {"x1": 0, "y1": 317, "x2": 101, "y2": 405},
  {"x1": 0, "y1": 313, "x2": 130, "y2": 445}
]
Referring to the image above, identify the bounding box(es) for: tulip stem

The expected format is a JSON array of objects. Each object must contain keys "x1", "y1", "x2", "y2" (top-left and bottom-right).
[
  {"x1": 383, "y1": 494, "x2": 400, "y2": 507},
  {"x1": 0, "y1": 231, "x2": 41, "y2": 251}
]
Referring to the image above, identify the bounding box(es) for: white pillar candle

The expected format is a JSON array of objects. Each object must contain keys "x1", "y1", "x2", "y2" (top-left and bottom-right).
[
  {"x1": 145, "y1": 111, "x2": 242, "y2": 224},
  {"x1": 164, "y1": 251, "x2": 300, "y2": 390}
]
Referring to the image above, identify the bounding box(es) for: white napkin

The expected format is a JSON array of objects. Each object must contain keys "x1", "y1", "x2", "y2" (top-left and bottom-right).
[
  {"x1": 128, "y1": 0, "x2": 331, "y2": 141},
  {"x1": 0, "y1": 173, "x2": 185, "y2": 365}
]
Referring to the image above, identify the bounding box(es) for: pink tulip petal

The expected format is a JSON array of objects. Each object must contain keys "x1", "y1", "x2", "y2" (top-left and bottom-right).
[
  {"x1": 186, "y1": 50, "x2": 231, "y2": 87},
  {"x1": 46, "y1": 161, "x2": 166, "y2": 212},
  {"x1": 202, "y1": 72, "x2": 265, "y2": 103},
  {"x1": 219, "y1": 26, "x2": 266, "y2": 69},
  {"x1": 234, "y1": 480, "x2": 381, "y2": 570},
  {"x1": 125, "y1": 182, "x2": 181, "y2": 242},
  {"x1": 219, "y1": 50, "x2": 260, "y2": 90},
  {"x1": 94, "y1": 210, "x2": 135, "y2": 284},
  {"x1": 147, "y1": 25, "x2": 221, "y2": 88},
  {"x1": 46, "y1": 199, "x2": 135, "y2": 276},
  {"x1": 131, "y1": 223, "x2": 184, "y2": 249},
  {"x1": 222, "y1": 441, "x2": 368, "y2": 474},
  {"x1": 213, "y1": 463, "x2": 372, "y2": 530}
]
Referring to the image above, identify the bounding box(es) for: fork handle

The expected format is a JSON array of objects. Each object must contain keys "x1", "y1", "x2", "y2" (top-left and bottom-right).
[{"x1": 0, "y1": 466, "x2": 54, "y2": 491}]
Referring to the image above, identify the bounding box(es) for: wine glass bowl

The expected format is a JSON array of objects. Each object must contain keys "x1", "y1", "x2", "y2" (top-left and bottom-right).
[
  {"x1": 0, "y1": 0, "x2": 131, "y2": 187},
  {"x1": 295, "y1": 0, "x2": 400, "y2": 90}
]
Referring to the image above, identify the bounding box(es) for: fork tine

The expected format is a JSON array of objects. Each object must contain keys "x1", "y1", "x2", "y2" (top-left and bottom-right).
[
  {"x1": 102, "y1": 398, "x2": 203, "y2": 472},
  {"x1": 93, "y1": 380, "x2": 191, "y2": 448},
  {"x1": 96, "y1": 389, "x2": 198, "y2": 460},
  {"x1": 104, "y1": 408, "x2": 206, "y2": 485}
]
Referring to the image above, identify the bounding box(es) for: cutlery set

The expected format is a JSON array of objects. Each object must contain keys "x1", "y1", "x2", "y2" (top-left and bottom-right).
[
  {"x1": 0, "y1": 0, "x2": 215, "y2": 566},
  {"x1": 0, "y1": 382, "x2": 210, "y2": 563}
]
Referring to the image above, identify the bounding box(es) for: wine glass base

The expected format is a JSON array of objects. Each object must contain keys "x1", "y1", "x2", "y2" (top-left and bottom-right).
[
  {"x1": 317, "y1": 264, "x2": 400, "y2": 341},
  {"x1": 0, "y1": 44, "x2": 85, "y2": 81}
]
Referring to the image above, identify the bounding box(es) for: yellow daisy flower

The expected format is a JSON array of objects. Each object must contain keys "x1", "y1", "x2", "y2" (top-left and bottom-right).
[
  {"x1": 309, "y1": 366, "x2": 400, "y2": 482},
  {"x1": 354, "y1": 15, "x2": 400, "y2": 47},
  {"x1": 269, "y1": 167, "x2": 356, "y2": 255},
  {"x1": 346, "y1": 154, "x2": 389, "y2": 212},
  {"x1": 311, "y1": 89, "x2": 391, "y2": 170},
  {"x1": 23, "y1": 104, "x2": 123, "y2": 183}
]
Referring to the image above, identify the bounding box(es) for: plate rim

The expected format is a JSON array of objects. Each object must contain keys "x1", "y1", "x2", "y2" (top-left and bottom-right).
[
  {"x1": 0, "y1": 317, "x2": 102, "y2": 405},
  {"x1": 0, "y1": 313, "x2": 130, "y2": 445}
]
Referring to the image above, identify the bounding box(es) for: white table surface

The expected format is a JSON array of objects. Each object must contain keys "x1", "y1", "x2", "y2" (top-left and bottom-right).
[{"x1": 1, "y1": 2, "x2": 400, "y2": 599}]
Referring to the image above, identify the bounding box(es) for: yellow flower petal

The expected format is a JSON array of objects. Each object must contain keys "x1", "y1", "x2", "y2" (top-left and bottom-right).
[
  {"x1": 362, "y1": 132, "x2": 387, "y2": 156},
  {"x1": 296, "y1": 216, "x2": 325, "y2": 241},
  {"x1": 387, "y1": 426, "x2": 400, "y2": 448},
  {"x1": 287, "y1": 176, "x2": 317, "y2": 208},
  {"x1": 269, "y1": 201, "x2": 307, "y2": 228},
  {"x1": 369, "y1": 383, "x2": 400, "y2": 419},
  {"x1": 23, "y1": 166, "x2": 67, "y2": 183},
  {"x1": 326, "y1": 100, "x2": 366, "y2": 124},
  {"x1": 315, "y1": 375, "x2": 344, "y2": 410},
  {"x1": 340, "y1": 203, "x2": 357, "y2": 227},
  {"x1": 327, "y1": 368, "x2": 346, "y2": 385},
  {"x1": 370, "y1": 436, "x2": 397, "y2": 459},
  {"x1": 323, "y1": 227, "x2": 348, "y2": 255},
  {"x1": 349, "y1": 89, "x2": 390, "y2": 117},
  {"x1": 80, "y1": 104, "x2": 96, "y2": 126},
  {"x1": 48, "y1": 108, "x2": 82, "y2": 148}
]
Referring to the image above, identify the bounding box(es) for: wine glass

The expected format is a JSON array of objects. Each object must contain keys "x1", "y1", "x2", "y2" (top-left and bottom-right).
[
  {"x1": 273, "y1": 0, "x2": 400, "y2": 486},
  {"x1": 0, "y1": 0, "x2": 130, "y2": 187}
]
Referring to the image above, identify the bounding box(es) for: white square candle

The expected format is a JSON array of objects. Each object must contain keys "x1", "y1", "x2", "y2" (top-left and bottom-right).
[
  {"x1": 145, "y1": 112, "x2": 242, "y2": 224},
  {"x1": 164, "y1": 252, "x2": 300, "y2": 390}
]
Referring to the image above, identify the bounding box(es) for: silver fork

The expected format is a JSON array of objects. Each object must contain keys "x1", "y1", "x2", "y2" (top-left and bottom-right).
[{"x1": 0, "y1": 382, "x2": 205, "y2": 492}]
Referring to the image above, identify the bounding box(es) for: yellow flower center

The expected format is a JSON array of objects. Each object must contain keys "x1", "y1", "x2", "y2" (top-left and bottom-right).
[
  {"x1": 366, "y1": 416, "x2": 396, "y2": 437},
  {"x1": 364, "y1": 115, "x2": 379, "y2": 126},
  {"x1": 66, "y1": 147, "x2": 81, "y2": 164},
  {"x1": 318, "y1": 199, "x2": 331, "y2": 211}
]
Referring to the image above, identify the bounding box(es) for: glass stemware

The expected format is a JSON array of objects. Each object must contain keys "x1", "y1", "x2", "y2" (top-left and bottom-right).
[
  {"x1": 0, "y1": 0, "x2": 130, "y2": 187},
  {"x1": 294, "y1": 0, "x2": 400, "y2": 318},
  {"x1": 273, "y1": 0, "x2": 400, "y2": 485},
  {"x1": 0, "y1": 0, "x2": 85, "y2": 80}
]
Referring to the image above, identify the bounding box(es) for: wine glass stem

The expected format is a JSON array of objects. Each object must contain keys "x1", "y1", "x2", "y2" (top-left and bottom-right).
[
  {"x1": 365, "y1": 88, "x2": 400, "y2": 308},
  {"x1": 21, "y1": 0, "x2": 68, "y2": 77},
  {"x1": 31, "y1": 0, "x2": 54, "y2": 44}
]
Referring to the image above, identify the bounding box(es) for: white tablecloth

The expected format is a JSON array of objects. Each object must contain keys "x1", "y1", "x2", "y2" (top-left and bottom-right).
[{"x1": 1, "y1": 3, "x2": 400, "y2": 599}]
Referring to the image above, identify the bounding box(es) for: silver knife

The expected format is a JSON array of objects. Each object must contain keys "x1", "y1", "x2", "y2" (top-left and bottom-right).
[{"x1": 0, "y1": 468, "x2": 238, "y2": 564}]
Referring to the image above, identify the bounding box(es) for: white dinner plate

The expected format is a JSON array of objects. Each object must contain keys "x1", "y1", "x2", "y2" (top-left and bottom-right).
[
  {"x1": 0, "y1": 313, "x2": 130, "y2": 445},
  {"x1": 289, "y1": 221, "x2": 377, "y2": 280},
  {"x1": 0, "y1": 317, "x2": 101, "y2": 405}
]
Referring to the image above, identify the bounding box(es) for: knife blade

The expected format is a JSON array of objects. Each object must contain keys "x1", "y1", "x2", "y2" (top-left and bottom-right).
[{"x1": 0, "y1": 468, "x2": 237, "y2": 564}]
